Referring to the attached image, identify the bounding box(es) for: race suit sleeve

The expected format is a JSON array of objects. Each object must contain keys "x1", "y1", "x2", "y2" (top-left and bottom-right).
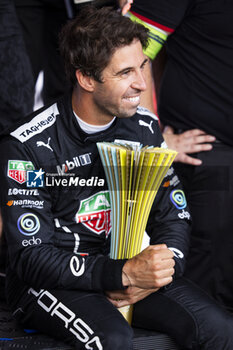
[
  {"x1": 128, "y1": 0, "x2": 191, "y2": 60},
  {"x1": 146, "y1": 177, "x2": 191, "y2": 278},
  {"x1": 129, "y1": 108, "x2": 191, "y2": 278},
  {"x1": 0, "y1": 137, "x2": 126, "y2": 292},
  {"x1": 130, "y1": 0, "x2": 191, "y2": 31},
  {"x1": 146, "y1": 137, "x2": 191, "y2": 277}
]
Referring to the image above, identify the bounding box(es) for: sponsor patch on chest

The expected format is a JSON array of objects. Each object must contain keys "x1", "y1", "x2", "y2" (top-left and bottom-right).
[{"x1": 75, "y1": 191, "x2": 111, "y2": 236}]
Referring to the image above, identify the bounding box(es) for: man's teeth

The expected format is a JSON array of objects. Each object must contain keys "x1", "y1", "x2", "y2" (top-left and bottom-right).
[{"x1": 125, "y1": 96, "x2": 140, "y2": 102}]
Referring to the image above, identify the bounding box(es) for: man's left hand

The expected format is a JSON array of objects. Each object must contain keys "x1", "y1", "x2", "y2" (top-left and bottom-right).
[
  {"x1": 105, "y1": 286, "x2": 158, "y2": 308},
  {"x1": 119, "y1": 0, "x2": 133, "y2": 15}
]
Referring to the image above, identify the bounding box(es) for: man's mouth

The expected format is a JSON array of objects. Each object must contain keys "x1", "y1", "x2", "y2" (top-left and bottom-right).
[{"x1": 124, "y1": 96, "x2": 140, "y2": 103}]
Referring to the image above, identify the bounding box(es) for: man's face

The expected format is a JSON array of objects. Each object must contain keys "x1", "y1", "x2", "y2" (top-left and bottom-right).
[{"x1": 92, "y1": 39, "x2": 147, "y2": 123}]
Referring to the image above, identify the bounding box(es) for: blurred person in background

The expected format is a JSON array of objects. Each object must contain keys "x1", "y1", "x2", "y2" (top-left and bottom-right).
[
  {"x1": 14, "y1": 0, "x2": 69, "y2": 105},
  {"x1": 122, "y1": 0, "x2": 233, "y2": 312},
  {"x1": 0, "y1": 0, "x2": 34, "y2": 135},
  {"x1": 0, "y1": 0, "x2": 34, "y2": 290}
]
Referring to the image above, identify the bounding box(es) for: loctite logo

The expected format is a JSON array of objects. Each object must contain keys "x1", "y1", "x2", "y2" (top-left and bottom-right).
[
  {"x1": 8, "y1": 188, "x2": 39, "y2": 196},
  {"x1": 75, "y1": 191, "x2": 111, "y2": 236},
  {"x1": 56, "y1": 154, "x2": 91, "y2": 175}
]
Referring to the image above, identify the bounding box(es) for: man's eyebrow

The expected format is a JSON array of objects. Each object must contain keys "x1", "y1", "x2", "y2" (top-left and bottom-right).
[{"x1": 114, "y1": 58, "x2": 149, "y2": 76}]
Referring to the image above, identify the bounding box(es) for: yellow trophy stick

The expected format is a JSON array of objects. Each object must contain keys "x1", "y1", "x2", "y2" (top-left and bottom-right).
[{"x1": 97, "y1": 142, "x2": 177, "y2": 324}]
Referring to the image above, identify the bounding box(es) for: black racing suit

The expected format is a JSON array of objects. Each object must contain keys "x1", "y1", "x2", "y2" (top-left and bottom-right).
[{"x1": 0, "y1": 94, "x2": 233, "y2": 350}]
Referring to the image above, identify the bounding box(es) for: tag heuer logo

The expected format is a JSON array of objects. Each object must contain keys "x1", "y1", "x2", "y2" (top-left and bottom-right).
[
  {"x1": 75, "y1": 191, "x2": 111, "y2": 236},
  {"x1": 7, "y1": 160, "x2": 34, "y2": 184}
]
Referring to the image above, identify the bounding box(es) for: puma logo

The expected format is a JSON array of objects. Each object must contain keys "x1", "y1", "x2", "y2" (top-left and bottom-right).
[
  {"x1": 139, "y1": 120, "x2": 154, "y2": 134},
  {"x1": 36, "y1": 137, "x2": 53, "y2": 152}
]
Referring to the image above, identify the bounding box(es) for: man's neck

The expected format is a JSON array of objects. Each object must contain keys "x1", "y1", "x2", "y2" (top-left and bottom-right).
[
  {"x1": 74, "y1": 111, "x2": 116, "y2": 134},
  {"x1": 72, "y1": 87, "x2": 115, "y2": 126}
]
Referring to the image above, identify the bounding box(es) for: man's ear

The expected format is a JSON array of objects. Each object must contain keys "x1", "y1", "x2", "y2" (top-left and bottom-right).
[{"x1": 75, "y1": 70, "x2": 95, "y2": 92}]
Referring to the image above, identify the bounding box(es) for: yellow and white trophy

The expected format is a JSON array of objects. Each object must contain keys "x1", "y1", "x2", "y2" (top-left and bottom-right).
[{"x1": 97, "y1": 142, "x2": 177, "y2": 324}]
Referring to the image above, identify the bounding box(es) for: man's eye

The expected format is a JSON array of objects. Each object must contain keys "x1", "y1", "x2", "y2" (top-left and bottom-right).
[
  {"x1": 141, "y1": 63, "x2": 146, "y2": 71},
  {"x1": 122, "y1": 70, "x2": 130, "y2": 76}
]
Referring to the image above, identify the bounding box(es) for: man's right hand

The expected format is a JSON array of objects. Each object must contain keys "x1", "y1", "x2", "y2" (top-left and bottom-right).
[
  {"x1": 122, "y1": 244, "x2": 175, "y2": 289},
  {"x1": 163, "y1": 126, "x2": 216, "y2": 166}
]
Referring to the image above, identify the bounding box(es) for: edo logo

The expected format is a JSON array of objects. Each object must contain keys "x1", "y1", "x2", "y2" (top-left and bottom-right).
[
  {"x1": 26, "y1": 169, "x2": 44, "y2": 187},
  {"x1": 170, "y1": 189, "x2": 187, "y2": 210},
  {"x1": 75, "y1": 191, "x2": 111, "y2": 236},
  {"x1": 8, "y1": 160, "x2": 34, "y2": 184},
  {"x1": 17, "y1": 213, "x2": 40, "y2": 236}
]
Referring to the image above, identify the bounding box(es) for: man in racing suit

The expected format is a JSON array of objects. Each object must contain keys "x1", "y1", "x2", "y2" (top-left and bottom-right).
[{"x1": 1, "y1": 6, "x2": 233, "y2": 350}]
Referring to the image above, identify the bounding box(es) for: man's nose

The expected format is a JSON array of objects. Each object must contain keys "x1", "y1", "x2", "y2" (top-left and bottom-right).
[{"x1": 131, "y1": 70, "x2": 147, "y2": 91}]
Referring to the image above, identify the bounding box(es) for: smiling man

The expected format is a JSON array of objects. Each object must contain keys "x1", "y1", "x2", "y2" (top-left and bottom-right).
[
  {"x1": 72, "y1": 39, "x2": 148, "y2": 123},
  {"x1": 1, "y1": 6, "x2": 233, "y2": 350}
]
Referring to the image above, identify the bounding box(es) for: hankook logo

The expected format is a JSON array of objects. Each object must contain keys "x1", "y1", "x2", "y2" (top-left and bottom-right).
[{"x1": 7, "y1": 199, "x2": 44, "y2": 209}]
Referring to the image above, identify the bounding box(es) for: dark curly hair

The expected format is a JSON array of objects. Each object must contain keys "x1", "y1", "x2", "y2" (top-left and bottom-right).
[{"x1": 59, "y1": 6, "x2": 149, "y2": 86}]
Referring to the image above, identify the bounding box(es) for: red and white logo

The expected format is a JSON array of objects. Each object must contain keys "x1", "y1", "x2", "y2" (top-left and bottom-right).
[
  {"x1": 7, "y1": 160, "x2": 34, "y2": 184},
  {"x1": 75, "y1": 191, "x2": 111, "y2": 236}
]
